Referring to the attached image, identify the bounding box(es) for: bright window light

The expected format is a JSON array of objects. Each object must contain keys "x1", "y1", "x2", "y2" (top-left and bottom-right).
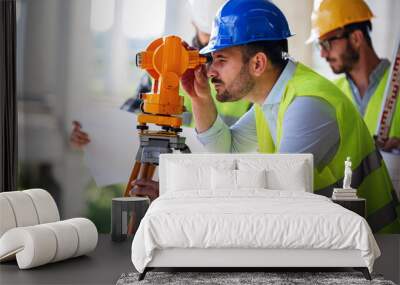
[
  {"x1": 90, "y1": 0, "x2": 115, "y2": 32},
  {"x1": 313, "y1": 0, "x2": 323, "y2": 10},
  {"x1": 122, "y1": 0, "x2": 166, "y2": 38}
]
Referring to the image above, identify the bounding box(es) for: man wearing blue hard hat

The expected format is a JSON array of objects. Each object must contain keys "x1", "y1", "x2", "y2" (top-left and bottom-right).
[{"x1": 182, "y1": 0, "x2": 400, "y2": 233}]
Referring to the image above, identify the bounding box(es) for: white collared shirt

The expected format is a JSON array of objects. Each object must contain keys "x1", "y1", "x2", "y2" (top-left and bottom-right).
[{"x1": 197, "y1": 60, "x2": 340, "y2": 169}]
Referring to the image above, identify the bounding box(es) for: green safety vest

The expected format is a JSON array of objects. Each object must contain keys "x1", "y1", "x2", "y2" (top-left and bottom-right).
[
  {"x1": 335, "y1": 70, "x2": 400, "y2": 138},
  {"x1": 181, "y1": 81, "x2": 251, "y2": 127},
  {"x1": 254, "y1": 63, "x2": 400, "y2": 233}
]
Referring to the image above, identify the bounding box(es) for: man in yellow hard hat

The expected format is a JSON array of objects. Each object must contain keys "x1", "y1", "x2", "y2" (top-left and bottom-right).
[
  {"x1": 308, "y1": 0, "x2": 400, "y2": 151},
  {"x1": 308, "y1": 0, "x2": 400, "y2": 199}
]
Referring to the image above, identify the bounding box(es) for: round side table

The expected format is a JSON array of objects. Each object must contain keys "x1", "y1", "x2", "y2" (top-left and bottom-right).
[{"x1": 111, "y1": 196, "x2": 150, "y2": 242}]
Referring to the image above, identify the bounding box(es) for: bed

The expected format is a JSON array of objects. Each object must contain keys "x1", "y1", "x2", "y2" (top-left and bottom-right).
[{"x1": 131, "y1": 154, "x2": 380, "y2": 280}]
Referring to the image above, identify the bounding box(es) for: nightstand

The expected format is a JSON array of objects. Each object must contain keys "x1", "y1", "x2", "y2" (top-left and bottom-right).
[{"x1": 331, "y1": 198, "x2": 366, "y2": 218}]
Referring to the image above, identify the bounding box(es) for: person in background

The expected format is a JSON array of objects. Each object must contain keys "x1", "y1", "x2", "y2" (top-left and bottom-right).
[
  {"x1": 308, "y1": 0, "x2": 400, "y2": 198},
  {"x1": 180, "y1": 0, "x2": 399, "y2": 233}
]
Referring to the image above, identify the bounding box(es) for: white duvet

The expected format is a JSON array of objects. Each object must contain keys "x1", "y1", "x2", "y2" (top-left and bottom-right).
[{"x1": 131, "y1": 190, "x2": 380, "y2": 273}]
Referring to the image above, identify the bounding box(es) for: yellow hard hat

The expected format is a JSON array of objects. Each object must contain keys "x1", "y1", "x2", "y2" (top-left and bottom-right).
[{"x1": 306, "y1": 0, "x2": 374, "y2": 43}]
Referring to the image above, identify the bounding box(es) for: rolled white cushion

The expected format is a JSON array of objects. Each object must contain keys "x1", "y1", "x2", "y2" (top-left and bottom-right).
[
  {"x1": 42, "y1": 221, "x2": 79, "y2": 262},
  {"x1": 63, "y1": 218, "x2": 98, "y2": 257},
  {"x1": 0, "y1": 218, "x2": 98, "y2": 269},
  {"x1": 0, "y1": 196, "x2": 17, "y2": 237},
  {"x1": 0, "y1": 226, "x2": 57, "y2": 269},
  {"x1": 0, "y1": 191, "x2": 39, "y2": 227},
  {"x1": 0, "y1": 189, "x2": 59, "y2": 238},
  {"x1": 23, "y1": 189, "x2": 60, "y2": 223}
]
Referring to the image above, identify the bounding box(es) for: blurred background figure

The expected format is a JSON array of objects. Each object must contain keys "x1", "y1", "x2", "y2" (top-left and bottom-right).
[{"x1": 309, "y1": 0, "x2": 400, "y2": 197}]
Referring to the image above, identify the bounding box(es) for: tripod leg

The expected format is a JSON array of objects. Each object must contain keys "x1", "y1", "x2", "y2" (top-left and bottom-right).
[
  {"x1": 124, "y1": 161, "x2": 141, "y2": 197},
  {"x1": 127, "y1": 209, "x2": 138, "y2": 237},
  {"x1": 127, "y1": 162, "x2": 152, "y2": 236},
  {"x1": 138, "y1": 163, "x2": 150, "y2": 180},
  {"x1": 146, "y1": 164, "x2": 156, "y2": 180}
]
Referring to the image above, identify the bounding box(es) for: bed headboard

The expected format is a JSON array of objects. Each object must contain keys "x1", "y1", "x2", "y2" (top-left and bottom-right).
[{"x1": 159, "y1": 153, "x2": 314, "y2": 194}]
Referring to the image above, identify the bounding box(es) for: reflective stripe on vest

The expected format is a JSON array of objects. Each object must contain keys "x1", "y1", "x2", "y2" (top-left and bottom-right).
[
  {"x1": 255, "y1": 63, "x2": 400, "y2": 233},
  {"x1": 335, "y1": 70, "x2": 400, "y2": 138}
]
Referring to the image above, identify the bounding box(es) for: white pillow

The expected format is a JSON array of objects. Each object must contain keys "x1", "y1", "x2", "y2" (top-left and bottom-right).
[
  {"x1": 237, "y1": 159, "x2": 309, "y2": 191},
  {"x1": 211, "y1": 169, "x2": 267, "y2": 190},
  {"x1": 168, "y1": 163, "x2": 210, "y2": 191},
  {"x1": 211, "y1": 168, "x2": 236, "y2": 190},
  {"x1": 167, "y1": 159, "x2": 235, "y2": 192},
  {"x1": 236, "y1": 169, "x2": 267, "y2": 189},
  {"x1": 265, "y1": 165, "x2": 307, "y2": 191}
]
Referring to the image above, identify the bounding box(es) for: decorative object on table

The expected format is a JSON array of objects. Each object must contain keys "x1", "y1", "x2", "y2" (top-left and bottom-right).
[
  {"x1": 116, "y1": 271, "x2": 394, "y2": 285},
  {"x1": 332, "y1": 157, "x2": 358, "y2": 199},
  {"x1": 111, "y1": 197, "x2": 150, "y2": 242},
  {"x1": 343, "y1": 156, "x2": 352, "y2": 189},
  {"x1": 0, "y1": 189, "x2": 98, "y2": 269}
]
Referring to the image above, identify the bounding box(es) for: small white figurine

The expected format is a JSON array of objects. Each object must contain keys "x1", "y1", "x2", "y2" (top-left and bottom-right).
[{"x1": 343, "y1": 157, "x2": 352, "y2": 189}]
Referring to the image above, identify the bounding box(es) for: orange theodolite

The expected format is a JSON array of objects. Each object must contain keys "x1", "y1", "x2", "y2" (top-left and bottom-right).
[
  {"x1": 123, "y1": 36, "x2": 207, "y2": 200},
  {"x1": 135, "y1": 35, "x2": 207, "y2": 130}
]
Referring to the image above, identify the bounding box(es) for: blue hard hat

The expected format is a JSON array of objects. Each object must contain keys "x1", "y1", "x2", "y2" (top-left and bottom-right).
[{"x1": 200, "y1": 0, "x2": 294, "y2": 54}]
